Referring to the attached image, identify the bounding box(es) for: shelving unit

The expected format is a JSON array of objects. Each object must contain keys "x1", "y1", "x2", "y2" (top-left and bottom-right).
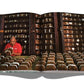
[
  {"x1": 28, "y1": 13, "x2": 41, "y2": 55},
  {"x1": 3, "y1": 13, "x2": 30, "y2": 55},
  {"x1": 1, "y1": 12, "x2": 81, "y2": 55},
  {"x1": 34, "y1": 14, "x2": 41, "y2": 55},
  {"x1": 60, "y1": 13, "x2": 84, "y2": 52},
  {"x1": 40, "y1": 13, "x2": 58, "y2": 53},
  {"x1": 0, "y1": 16, "x2": 4, "y2": 53}
]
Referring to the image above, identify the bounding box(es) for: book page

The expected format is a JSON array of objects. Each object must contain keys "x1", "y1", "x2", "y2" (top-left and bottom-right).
[{"x1": 0, "y1": 12, "x2": 84, "y2": 79}]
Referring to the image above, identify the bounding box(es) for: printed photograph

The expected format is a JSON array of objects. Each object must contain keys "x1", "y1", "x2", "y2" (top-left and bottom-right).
[{"x1": 0, "y1": 12, "x2": 84, "y2": 71}]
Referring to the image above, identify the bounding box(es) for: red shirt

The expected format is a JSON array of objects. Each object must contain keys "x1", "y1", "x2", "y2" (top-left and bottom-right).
[{"x1": 4, "y1": 42, "x2": 22, "y2": 56}]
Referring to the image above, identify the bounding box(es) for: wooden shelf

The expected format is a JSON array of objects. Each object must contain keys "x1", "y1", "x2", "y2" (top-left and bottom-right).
[{"x1": 60, "y1": 12, "x2": 84, "y2": 53}]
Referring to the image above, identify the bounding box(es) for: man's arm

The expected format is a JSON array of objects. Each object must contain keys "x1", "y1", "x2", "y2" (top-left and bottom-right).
[
  {"x1": 12, "y1": 52, "x2": 21, "y2": 56},
  {"x1": 12, "y1": 43, "x2": 22, "y2": 56}
]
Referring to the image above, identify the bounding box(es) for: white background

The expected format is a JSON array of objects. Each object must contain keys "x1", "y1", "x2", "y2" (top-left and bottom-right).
[{"x1": 0, "y1": 0, "x2": 84, "y2": 83}]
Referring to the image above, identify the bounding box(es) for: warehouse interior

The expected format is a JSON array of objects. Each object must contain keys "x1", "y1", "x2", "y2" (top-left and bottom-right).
[{"x1": 0, "y1": 12, "x2": 84, "y2": 71}]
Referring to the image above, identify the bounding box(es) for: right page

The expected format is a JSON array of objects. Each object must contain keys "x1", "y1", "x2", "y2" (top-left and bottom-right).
[
  {"x1": 58, "y1": 12, "x2": 84, "y2": 71},
  {"x1": 37, "y1": 12, "x2": 84, "y2": 72},
  {"x1": 35, "y1": 13, "x2": 57, "y2": 71}
]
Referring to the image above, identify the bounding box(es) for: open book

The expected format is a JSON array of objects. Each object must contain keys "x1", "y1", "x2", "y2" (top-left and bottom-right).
[{"x1": 0, "y1": 12, "x2": 84, "y2": 73}]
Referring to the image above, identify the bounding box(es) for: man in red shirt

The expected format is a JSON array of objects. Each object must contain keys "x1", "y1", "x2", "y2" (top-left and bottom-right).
[{"x1": 4, "y1": 36, "x2": 22, "y2": 56}]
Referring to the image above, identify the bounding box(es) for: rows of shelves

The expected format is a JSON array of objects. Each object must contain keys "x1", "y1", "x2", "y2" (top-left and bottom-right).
[
  {"x1": 2, "y1": 12, "x2": 84, "y2": 55},
  {"x1": 34, "y1": 14, "x2": 41, "y2": 55},
  {"x1": 61, "y1": 13, "x2": 84, "y2": 52},
  {"x1": 3, "y1": 13, "x2": 30, "y2": 55},
  {"x1": 40, "y1": 13, "x2": 56, "y2": 53}
]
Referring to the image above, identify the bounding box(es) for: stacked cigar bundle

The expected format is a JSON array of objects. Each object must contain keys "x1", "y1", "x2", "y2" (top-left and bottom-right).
[
  {"x1": 35, "y1": 52, "x2": 56, "y2": 71},
  {"x1": 69, "y1": 52, "x2": 84, "y2": 71},
  {"x1": 46, "y1": 53, "x2": 56, "y2": 70},
  {"x1": 35, "y1": 52, "x2": 84, "y2": 71},
  {"x1": 56, "y1": 52, "x2": 84, "y2": 71},
  {"x1": 61, "y1": 13, "x2": 84, "y2": 52},
  {"x1": 0, "y1": 55, "x2": 37, "y2": 70},
  {"x1": 46, "y1": 52, "x2": 78, "y2": 71},
  {"x1": 61, "y1": 53, "x2": 78, "y2": 70},
  {"x1": 56, "y1": 53, "x2": 68, "y2": 70},
  {"x1": 35, "y1": 52, "x2": 48, "y2": 71}
]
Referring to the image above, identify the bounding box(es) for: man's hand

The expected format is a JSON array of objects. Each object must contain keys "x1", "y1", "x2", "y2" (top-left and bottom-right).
[
  {"x1": 11, "y1": 51, "x2": 21, "y2": 56},
  {"x1": 11, "y1": 50, "x2": 14, "y2": 55},
  {"x1": 11, "y1": 52, "x2": 15, "y2": 55}
]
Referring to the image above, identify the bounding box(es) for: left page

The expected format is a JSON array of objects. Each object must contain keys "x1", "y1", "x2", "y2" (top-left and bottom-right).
[{"x1": 0, "y1": 12, "x2": 42, "y2": 72}]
